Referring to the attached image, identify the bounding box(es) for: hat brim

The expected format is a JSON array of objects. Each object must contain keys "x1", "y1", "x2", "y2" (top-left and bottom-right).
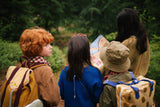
[{"x1": 99, "y1": 47, "x2": 130, "y2": 72}]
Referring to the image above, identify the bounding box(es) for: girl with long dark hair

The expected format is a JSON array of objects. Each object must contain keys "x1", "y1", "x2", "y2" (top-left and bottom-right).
[
  {"x1": 115, "y1": 8, "x2": 150, "y2": 76},
  {"x1": 58, "y1": 34, "x2": 103, "y2": 107}
]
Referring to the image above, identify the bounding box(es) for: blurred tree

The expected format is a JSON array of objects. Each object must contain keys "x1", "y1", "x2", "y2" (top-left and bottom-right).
[
  {"x1": 0, "y1": 0, "x2": 34, "y2": 41},
  {"x1": 0, "y1": 0, "x2": 159, "y2": 41},
  {"x1": 143, "y1": 0, "x2": 160, "y2": 37},
  {"x1": 59, "y1": 0, "x2": 80, "y2": 27},
  {"x1": 30, "y1": 0, "x2": 65, "y2": 33},
  {"x1": 78, "y1": 0, "x2": 127, "y2": 40},
  {"x1": 120, "y1": 0, "x2": 160, "y2": 37}
]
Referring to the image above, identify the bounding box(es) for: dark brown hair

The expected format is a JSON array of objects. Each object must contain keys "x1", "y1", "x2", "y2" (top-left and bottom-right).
[
  {"x1": 67, "y1": 34, "x2": 91, "y2": 81},
  {"x1": 115, "y1": 8, "x2": 148, "y2": 54}
]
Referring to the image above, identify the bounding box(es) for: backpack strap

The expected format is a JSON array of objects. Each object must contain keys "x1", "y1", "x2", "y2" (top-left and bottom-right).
[
  {"x1": 103, "y1": 71, "x2": 135, "y2": 87},
  {"x1": 14, "y1": 68, "x2": 30, "y2": 107},
  {"x1": 129, "y1": 71, "x2": 137, "y2": 80},
  {"x1": 135, "y1": 54, "x2": 144, "y2": 76},
  {"x1": 1, "y1": 67, "x2": 20, "y2": 107},
  {"x1": 103, "y1": 80, "x2": 118, "y2": 87},
  {"x1": 1, "y1": 67, "x2": 31, "y2": 107}
]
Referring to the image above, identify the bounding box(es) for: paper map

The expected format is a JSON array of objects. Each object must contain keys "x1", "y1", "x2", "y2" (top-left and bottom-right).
[{"x1": 90, "y1": 35, "x2": 109, "y2": 69}]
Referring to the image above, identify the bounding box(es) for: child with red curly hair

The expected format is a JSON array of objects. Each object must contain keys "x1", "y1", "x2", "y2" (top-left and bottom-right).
[{"x1": 19, "y1": 27, "x2": 60, "y2": 107}]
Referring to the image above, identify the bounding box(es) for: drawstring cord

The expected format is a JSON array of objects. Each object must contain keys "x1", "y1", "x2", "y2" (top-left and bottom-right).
[
  {"x1": 73, "y1": 67, "x2": 89, "y2": 99},
  {"x1": 73, "y1": 73, "x2": 76, "y2": 99}
]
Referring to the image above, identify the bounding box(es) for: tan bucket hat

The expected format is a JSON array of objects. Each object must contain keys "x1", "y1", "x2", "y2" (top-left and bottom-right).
[{"x1": 99, "y1": 41, "x2": 130, "y2": 72}]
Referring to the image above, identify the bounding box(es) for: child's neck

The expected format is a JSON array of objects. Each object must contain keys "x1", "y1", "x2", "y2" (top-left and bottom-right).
[{"x1": 83, "y1": 62, "x2": 88, "y2": 68}]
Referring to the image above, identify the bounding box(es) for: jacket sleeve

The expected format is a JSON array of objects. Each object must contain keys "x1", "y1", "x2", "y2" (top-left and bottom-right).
[
  {"x1": 90, "y1": 70, "x2": 103, "y2": 103},
  {"x1": 33, "y1": 66, "x2": 60, "y2": 106},
  {"x1": 99, "y1": 85, "x2": 116, "y2": 107}
]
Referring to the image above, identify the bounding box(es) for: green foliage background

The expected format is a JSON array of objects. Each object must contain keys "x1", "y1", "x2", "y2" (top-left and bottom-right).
[
  {"x1": 45, "y1": 46, "x2": 66, "y2": 73},
  {"x1": 0, "y1": 39, "x2": 65, "y2": 73},
  {"x1": 0, "y1": 39, "x2": 22, "y2": 72},
  {"x1": 0, "y1": 0, "x2": 160, "y2": 41},
  {"x1": 146, "y1": 35, "x2": 160, "y2": 104}
]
